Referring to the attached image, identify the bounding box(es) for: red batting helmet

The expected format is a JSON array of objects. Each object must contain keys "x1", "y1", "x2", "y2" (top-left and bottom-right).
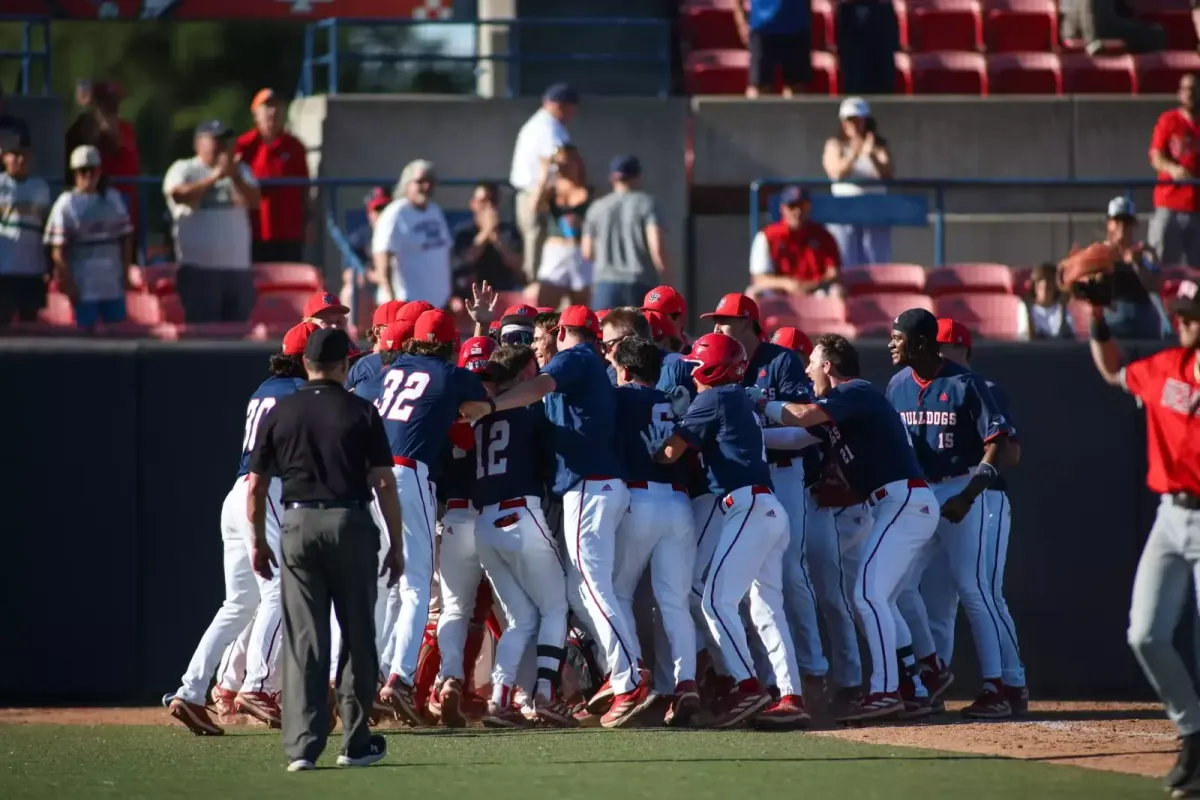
[
  {"x1": 458, "y1": 336, "x2": 497, "y2": 373},
  {"x1": 686, "y1": 332, "x2": 747, "y2": 387}
]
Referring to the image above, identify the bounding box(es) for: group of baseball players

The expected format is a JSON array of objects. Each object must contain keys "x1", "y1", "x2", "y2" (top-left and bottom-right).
[{"x1": 164, "y1": 281, "x2": 1027, "y2": 736}]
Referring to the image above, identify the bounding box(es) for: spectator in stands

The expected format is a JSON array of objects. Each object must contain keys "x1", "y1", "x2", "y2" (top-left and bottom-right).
[
  {"x1": 451, "y1": 181, "x2": 524, "y2": 301},
  {"x1": 1060, "y1": 0, "x2": 1166, "y2": 54},
  {"x1": 1103, "y1": 196, "x2": 1171, "y2": 339},
  {"x1": 510, "y1": 82, "x2": 578, "y2": 283},
  {"x1": 371, "y1": 159, "x2": 452, "y2": 309},
  {"x1": 0, "y1": 140, "x2": 51, "y2": 325},
  {"x1": 747, "y1": 186, "x2": 841, "y2": 298},
  {"x1": 44, "y1": 145, "x2": 134, "y2": 330},
  {"x1": 1020, "y1": 262, "x2": 1076, "y2": 339},
  {"x1": 836, "y1": 0, "x2": 900, "y2": 95},
  {"x1": 583, "y1": 155, "x2": 670, "y2": 310},
  {"x1": 733, "y1": 0, "x2": 811, "y2": 98},
  {"x1": 65, "y1": 81, "x2": 141, "y2": 234},
  {"x1": 0, "y1": 85, "x2": 32, "y2": 155},
  {"x1": 1149, "y1": 74, "x2": 1200, "y2": 268},
  {"x1": 529, "y1": 144, "x2": 592, "y2": 309},
  {"x1": 340, "y1": 186, "x2": 389, "y2": 318},
  {"x1": 823, "y1": 97, "x2": 894, "y2": 268},
  {"x1": 163, "y1": 120, "x2": 261, "y2": 324},
  {"x1": 236, "y1": 89, "x2": 311, "y2": 264}
]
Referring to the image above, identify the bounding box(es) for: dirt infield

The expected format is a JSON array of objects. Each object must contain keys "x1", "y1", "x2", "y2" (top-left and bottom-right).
[{"x1": 0, "y1": 701, "x2": 1175, "y2": 779}]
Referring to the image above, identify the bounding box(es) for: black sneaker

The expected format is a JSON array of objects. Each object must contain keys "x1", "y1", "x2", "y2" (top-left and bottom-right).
[
  {"x1": 1167, "y1": 732, "x2": 1200, "y2": 790},
  {"x1": 336, "y1": 734, "x2": 387, "y2": 767}
]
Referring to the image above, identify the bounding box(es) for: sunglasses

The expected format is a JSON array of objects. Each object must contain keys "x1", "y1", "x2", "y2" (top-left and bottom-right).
[
  {"x1": 599, "y1": 334, "x2": 631, "y2": 354},
  {"x1": 501, "y1": 328, "x2": 534, "y2": 346}
]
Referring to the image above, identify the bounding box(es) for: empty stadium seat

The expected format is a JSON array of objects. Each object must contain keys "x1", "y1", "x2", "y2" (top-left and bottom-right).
[
  {"x1": 160, "y1": 293, "x2": 185, "y2": 325},
  {"x1": 984, "y1": 0, "x2": 1057, "y2": 53},
  {"x1": 909, "y1": 52, "x2": 988, "y2": 94},
  {"x1": 1061, "y1": 54, "x2": 1136, "y2": 94},
  {"x1": 125, "y1": 292, "x2": 164, "y2": 326},
  {"x1": 811, "y1": 0, "x2": 835, "y2": 51},
  {"x1": 935, "y1": 293, "x2": 1025, "y2": 339},
  {"x1": 926, "y1": 263, "x2": 1015, "y2": 296},
  {"x1": 38, "y1": 292, "x2": 75, "y2": 326},
  {"x1": 1059, "y1": 38, "x2": 1128, "y2": 55},
  {"x1": 249, "y1": 291, "x2": 309, "y2": 326},
  {"x1": 847, "y1": 293, "x2": 935, "y2": 334},
  {"x1": 812, "y1": 320, "x2": 859, "y2": 338},
  {"x1": 988, "y1": 52, "x2": 1061, "y2": 95},
  {"x1": 811, "y1": 51, "x2": 839, "y2": 95},
  {"x1": 684, "y1": 49, "x2": 748, "y2": 94},
  {"x1": 840, "y1": 264, "x2": 927, "y2": 296},
  {"x1": 254, "y1": 262, "x2": 323, "y2": 293},
  {"x1": 787, "y1": 292, "x2": 849, "y2": 323},
  {"x1": 902, "y1": 0, "x2": 984, "y2": 53},
  {"x1": 1136, "y1": 52, "x2": 1200, "y2": 95},
  {"x1": 1138, "y1": 2, "x2": 1199, "y2": 52},
  {"x1": 682, "y1": 0, "x2": 742, "y2": 50},
  {"x1": 142, "y1": 263, "x2": 177, "y2": 295}
]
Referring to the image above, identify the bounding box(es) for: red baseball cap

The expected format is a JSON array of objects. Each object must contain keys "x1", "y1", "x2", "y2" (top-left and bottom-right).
[
  {"x1": 701, "y1": 293, "x2": 760, "y2": 322},
  {"x1": 770, "y1": 326, "x2": 813, "y2": 357},
  {"x1": 558, "y1": 305, "x2": 600, "y2": 336},
  {"x1": 281, "y1": 321, "x2": 319, "y2": 355},
  {"x1": 381, "y1": 319, "x2": 416, "y2": 351},
  {"x1": 500, "y1": 303, "x2": 538, "y2": 326},
  {"x1": 414, "y1": 309, "x2": 459, "y2": 345},
  {"x1": 395, "y1": 300, "x2": 435, "y2": 324},
  {"x1": 596, "y1": 309, "x2": 612, "y2": 323},
  {"x1": 643, "y1": 309, "x2": 678, "y2": 341},
  {"x1": 936, "y1": 318, "x2": 973, "y2": 349},
  {"x1": 535, "y1": 306, "x2": 555, "y2": 314},
  {"x1": 303, "y1": 291, "x2": 350, "y2": 319},
  {"x1": 489, "y1": 319, "x2": 501, "y2": 333},
  {"x1": 642, "y1": 285, "x2": 687, "y2": 317},
  {"x1": 372, "y1": 300, "x2": 405, "y2": 328}
]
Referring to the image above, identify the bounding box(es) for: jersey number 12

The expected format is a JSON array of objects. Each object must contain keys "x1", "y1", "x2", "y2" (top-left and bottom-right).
[
  {"x1": 377, "y1": 370, "x2": 431, "y2": 422},
  {"x1": 475, "y1": 420, "x2": 510, "y2": 478}
]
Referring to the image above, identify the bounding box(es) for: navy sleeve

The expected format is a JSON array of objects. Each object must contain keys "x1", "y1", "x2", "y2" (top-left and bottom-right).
[
  {"x1": 542, "y1": 348, "x2": 586, "y2": 391},
  {"x1": 773, "y1": 351, "x2": 813, "y2": 402},
  {"x1": 964, "y1": 374, "x2": 1010, "y2": 444},
  {"x1": 987, "y1": 381, "x2": 1018, "y2": 442},
  {"x1": 456, "y1": 367, "x2": 488, "y2": 402},
  {"x1": 607, "y1": 363, "x2": 618, "y2": 386},
  {"x1": 674, "y1": 389, "x2": 720, "y2": 450},
  {"x1": 816, "y1": 383, "x2": 867, "y2": 424}
]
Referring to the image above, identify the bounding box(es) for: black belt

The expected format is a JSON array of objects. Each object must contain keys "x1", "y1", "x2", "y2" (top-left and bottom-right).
[
  {"x1": 1171, "y1": 492, "x2": 1200, "y2": 511},
  {"x1": 285, "y1": 501, "x2": 367, "y2": 510}
]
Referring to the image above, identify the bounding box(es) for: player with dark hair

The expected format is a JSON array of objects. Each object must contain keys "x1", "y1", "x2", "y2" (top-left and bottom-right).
[
  {"x1": 348, "y1": 300, "x2": 429, "y2": 392},
  {"x1": 533, "y1": 311, "x2": 561, "y2": 368}
]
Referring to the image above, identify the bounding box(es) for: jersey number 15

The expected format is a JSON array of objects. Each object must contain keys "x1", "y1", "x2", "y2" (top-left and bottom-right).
[{"x1": 377, "y1": 370, "x2": 431, "y2": 421}]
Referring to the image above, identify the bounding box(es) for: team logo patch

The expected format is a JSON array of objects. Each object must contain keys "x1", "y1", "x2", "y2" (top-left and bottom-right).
[
  {"x1": 649, "y1": 291, "x2": 661, "y2": 302},
  {"x1": 759, "y1": 369, "x2": 768, "y2": 378},
  {"x1": 939, "y1": 392, "x2": 949, "y2": 402},
  {"x1": 322, "y1": 293, "x2": 337, "y2": 306}
]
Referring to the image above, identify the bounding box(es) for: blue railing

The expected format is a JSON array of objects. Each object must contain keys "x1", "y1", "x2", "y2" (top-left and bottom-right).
[
  {"x1": 0, "y1": 15, "x2": 52, "y2": 95},
  {"x1": 750, "y1": 178, "x2": 1200, "y2": 267},
  {"x1": 299, "y1": 17, "x2": 673, "y2": 99}
]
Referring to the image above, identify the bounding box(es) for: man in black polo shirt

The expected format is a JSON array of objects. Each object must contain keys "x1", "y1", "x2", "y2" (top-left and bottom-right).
[{"x1": 248, "y1": 327, "x2": 405, "y2": 772}]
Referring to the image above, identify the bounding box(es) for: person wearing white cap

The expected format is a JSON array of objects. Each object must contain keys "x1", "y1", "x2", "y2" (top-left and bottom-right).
[
  {"x1": 822, "y1": 97, "x2": 895, "y2": 269},
  {"x1": 43, "y1": 144, "x2": 133, "y2": 329},
  {"x1": 1102, "y1": 196, "x2": 1172, "y2": 340}
]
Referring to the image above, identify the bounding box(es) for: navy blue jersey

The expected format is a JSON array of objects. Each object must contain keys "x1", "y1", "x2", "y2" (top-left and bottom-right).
[
  {"x1": 472, "y1": 407, "x2": 550, "y2": 507},
  {"x1": 616, "y1": 383, "x2": 690, "y2": 486},
  {"x1": 347, "y1": 352, "x2": 384, "y2": 392},
  {"x1": 674, "y1": 385, "x2": 773, "y2": 496},
  {"x1": 885, "y1": 360, "x2": 1010, "y2": 482},
  {"x1": 437, "y1": 441, "x2": 476, "y2": 503},
  {"x1": 985, "y1": 379, "x2": 1017, "y2": 493},
  {"x1": 541, "y1": 343, "x2": 625, "y2": 494},
  {"x1": 816, "y1": 378, "x2": 925, "y2": 496},
  {"x1": 237, "y1": 376, "x2": 307, "y2": 477},
  {"x1": 352, "y1": 359, "x2": 387, "y2": 405},
  {"x1": 373, "y1": 354, "x2": 488, "y2": 479},
  {"x1": 744, "y1": 341, "x2": 823, "y2": 484},
  {"x1": 658, "y1": 350, "x2": 696, "y2": 400}
]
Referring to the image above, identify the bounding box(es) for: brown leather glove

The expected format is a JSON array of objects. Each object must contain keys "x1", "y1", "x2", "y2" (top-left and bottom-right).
[{"x1": 1058, "y1": 241, "x2": 1117, "y2": 288}]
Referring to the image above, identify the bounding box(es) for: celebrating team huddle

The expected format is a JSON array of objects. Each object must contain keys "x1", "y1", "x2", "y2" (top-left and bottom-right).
[{"x1": 164, "y1": 282, "x2": 1026, "y2": 737}]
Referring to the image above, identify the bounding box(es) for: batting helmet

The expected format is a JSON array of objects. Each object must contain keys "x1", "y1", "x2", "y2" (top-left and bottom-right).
[
  {"x1": 686, "y1": 332, "x2": 747, "y2": 387},
  {"x1": 458, "y1": 336, "x2": 497, "y2": 373}
]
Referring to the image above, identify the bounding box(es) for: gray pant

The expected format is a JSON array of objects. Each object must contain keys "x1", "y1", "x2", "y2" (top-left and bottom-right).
[
  {"x1": 176, "y1": 264, "x2": 257, "y2": 324},
  {"x1": 516, "y1": 190, "x2": 546, "y2": 283},
  {"x1": 280, "y1": 507, "x2": 380, "y2": 763},
  {"x1": 1128, "y1": 495, "x2": 1200, "y2": 736},
  {"x1": 1150, "y1": 207, "x2": 1200, "y2": 269}
]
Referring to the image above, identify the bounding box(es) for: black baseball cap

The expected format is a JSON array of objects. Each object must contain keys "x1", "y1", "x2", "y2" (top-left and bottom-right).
[
  {"x1": 543, "y1": 82, "x2": 580, "y2": 105},
  {"x1": 893, "y1": 308, "x2": 940, "y2": 343},
  {"x1": 304, "y1": 327, "x2": 353, "y2": 363},
  {"x1": 609, "y1": 155, "x2": 641, "y2": 179},
  {"x1": 194, "y1": 119, "x2": 233, "y2": 139}
]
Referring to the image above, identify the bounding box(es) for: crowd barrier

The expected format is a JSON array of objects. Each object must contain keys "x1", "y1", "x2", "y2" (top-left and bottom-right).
[{"x1": 0, "y1": 338, "x2": 1167, "y2": 705}]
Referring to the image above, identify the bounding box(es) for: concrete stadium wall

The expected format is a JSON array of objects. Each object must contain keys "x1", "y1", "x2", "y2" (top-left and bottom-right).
[
  {"x1": 0, "y1": 339, "x2": 1166, "y2": 705},
  {"x1": 7, "y1": 94, "x2": 64, "y2": 180}
]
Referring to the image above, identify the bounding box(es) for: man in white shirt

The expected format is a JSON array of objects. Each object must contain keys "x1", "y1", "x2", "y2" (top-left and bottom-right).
[
  {"x1": 371, "y1": 159, "x2": 452, "y2": 309},
  {"x1": 509, "y1": 82, "x2": 578, "y2": 282},
  {"x1": 163, "y1": 120, "x2": 261, "y2": 323}
]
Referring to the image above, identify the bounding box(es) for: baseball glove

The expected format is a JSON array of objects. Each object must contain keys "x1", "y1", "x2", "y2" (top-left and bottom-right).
[{"x1": 1058, "y1": 241, "x2": 1116, "y2": 287}]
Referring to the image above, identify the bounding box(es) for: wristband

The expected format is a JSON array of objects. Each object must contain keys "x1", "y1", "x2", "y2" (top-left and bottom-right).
[
  {"x1": 1089, "y1": 316, "x2": 1112, "y2": 343},
  {"x1": 974, "y1": 462, "x2": 998, "y2": 482},
  {"x1": 764, "y1": 401, "x2": 787, "y2": 425}
]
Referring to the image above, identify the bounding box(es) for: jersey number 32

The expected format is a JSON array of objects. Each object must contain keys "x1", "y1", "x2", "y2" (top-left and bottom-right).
[{"x1": 377, "y1": 370, "x2": 431, "y2": 421}]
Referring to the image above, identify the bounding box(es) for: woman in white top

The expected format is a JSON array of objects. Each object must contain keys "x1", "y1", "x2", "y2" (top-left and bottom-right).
[
  {"x1": 528, "y1": 144, "x2": 592, "y2": 309},
  {"x1": 371, "y1": 159, "x2": 452, "y2": 309},
  {"x1": 821, "y1": 97, "x2": 895, "y2": 269}
]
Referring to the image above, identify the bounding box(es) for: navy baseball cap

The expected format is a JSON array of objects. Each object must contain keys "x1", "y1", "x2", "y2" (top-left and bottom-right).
[
  {"x1": 780, "y1": 186, "x2": 810, "y2": 206},
  {"x1": 194, "y1": 119, "x2": 232, "y2": 139},
  {"x1": 304, "y1": 327, "x2": 352, "y2": 364},
  {"x1": 609, "y1": 155, "x2": 641, "y2": 179},
  {"x1": 543, "y1": 82, "x2": 580, "y2": 105}
]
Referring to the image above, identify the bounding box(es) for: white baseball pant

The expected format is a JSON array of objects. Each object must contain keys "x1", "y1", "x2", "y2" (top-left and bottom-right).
[
  {"x1": 770, "y1": 461, "x2": 827, "y2": 680},
  {"x1": 854, "y1": 479, "x2": 939, "y2": 695},
  {"x1": 808, "y1": 499, "x2": 868, "y2": 690},
  {"x1": 216, "y1": 621, "x2": 253, "y2": 693},
  {"x1": 176, "y1": 476, "x2": 283, "y2": 705},
  {"x1": 701, "y1": 486, "x2": 798, "y2": 694},
  {"x1": 386, "y1": 458, "x2": 439, "y2": 683},
  {"x1": 476, "y1": 496, "x2": 569, "y2": 699},
  {"x1": 614, "y1": 482, "x2": 697, "y2": 689},
  {"x1": 437, "y1": 502, "x2": 483, "y2": 681},
  {"x1": 562, "y1": 479, "x2": 641, "y2": 694},
  {"x1": 690, "y1": 493, "x2": 724, "y2": 665}
]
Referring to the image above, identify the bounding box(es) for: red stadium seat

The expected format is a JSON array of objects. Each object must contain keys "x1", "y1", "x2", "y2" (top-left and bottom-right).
[
  {"x1": 811, "y1": 51, "x2": 839, "y2": 95},
  {"x1": 895, "y1": 53, "x2": 915, "y2": 93},
  {"x1": 38, "y1": 292, "x2": 75, "y2": 326},
  {"x1": 813, "y1": 320, "x2": 859, "y2": 338},
  {"x1": 1067, "y1": 300, "x2": 1092, "y2": 338},
  {"x1": 124, "y1": 292, "x2": 164, "y2": 325},
  {"x1": 811, "y1": 0, "x2": 835, "y2": 51},
  {"x1": 934, "y1": 293, "x2": 1025, "y2": 339},
  {"x1": 1138, "y1": 5, "x2": 1198, "y2": 52},
  {"x1": 160, "y1": 293, "x2": 185, "y2": 325},
  {"x1": 840, "y1": 264, "x2": 927, "y2": 296},
  {"x1": 846, "y1": 293, "x2": 935, "y2": 334},
  {"x1": 788, "y1": 292, "x2": 848, "y2": 324},
  {"x1": 1135, "y1": 52, "x2": 1200, "y2": 96},
  {"x1": 926, "y1": 263, "x2": 1015, "y2": 296},
  {"x1": 983, "y1": 0, "x2": 1057, "y2": 53},
  {"x1": 1011, "y1": 266, "x2": 1034, "y2": 296},
  {"x1": 681, "y1": 0, "x2": 742, "y2": 50},
  {"x1": 142, "y1": 263, "x2": 178, "y2": 296},
  {"x1": 1059, "y1": 38, "x2": 1128, "y2": 55},
  {"x1": 988, "y1": 53, "x2": 1062, "y2": 95},
  {"x1": 684, "y1": 49, "x2": 748, "y2": 94},
  {"x1": 1061, "y1": 54, "x2": 1136, "y2": 94},
  {"x1": 249, "y1": 291, "x2": 309, "y2": 326},
  {"x1": 902, "y1": 0, "x2": 984, "y2": 53},
  {"x1": 126, "y1": 265, "x2": 146, "y2": 292},
  {"x1": 910, "y1": 52, "x2": 988, "y2": 95},
  {"x1": 254, "y1": 262, "x2": 323, "y2": 293}
]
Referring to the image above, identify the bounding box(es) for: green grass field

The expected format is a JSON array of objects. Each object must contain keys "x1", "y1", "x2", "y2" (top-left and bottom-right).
[{"x1": 0, "y1": 724, "x2": 1163, "y2": 800}]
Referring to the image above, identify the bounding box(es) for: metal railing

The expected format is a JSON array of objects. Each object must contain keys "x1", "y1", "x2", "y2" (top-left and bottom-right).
[
  {"x1": 0, "y1": 15, "x2": 52, "y2": 95},
  {"x1": 750, "y1": 177, "x2": 1200, "y2": 267},
  {"x1": 299, "y1": 17, "x2": 673, "y2": 98}
]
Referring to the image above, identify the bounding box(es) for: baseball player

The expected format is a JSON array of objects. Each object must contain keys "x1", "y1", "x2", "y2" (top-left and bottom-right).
[
  {"x1": 345, "y1": 299, "x2": 406, "y2": 391},
  {"x1": 655, "y1": 332, "x2": 805, "y2": 728},
  {"x1": 886, "y1": 308, "x2": 1015, "y2": 719},
  {"x1": 610, "y1": 337, "x2": 699, "y2": 727},
  {"x1": 460, "y1": 306, "x2": 651, "y2": 728},
  {"x1": 641, "y1": 284, "x2": 692, "y2": 351},
  {"x1": 762, "y1": 333, "x2": 940, "y2": 723},
  {"x1": 1086, "y1": 279, "x2": 1200, "y2": 798},
  {"x1": 926, "y1": 319, "x2": 1028, "y2": 714},
  {"x1": 469, "y1": 344, "x2": 574, "y2": 729},
  {"x1": 301, "y1": 292, "x2": 350, "y2": 329},
  {"x1": 168, "y1": 322, "x2": 316, "y2": 736},
  {"x1": 703, "y1": 293, "x2": 825, "y2": 700},
  {"x1": 496, "y1": 303, "x2": 539, "y2": 345},
  {"x1": 532, "y1": 311, "x2": 560, "y2": 368},
  {"x1": 375, "y1": 310, "x2": 489, "y2": 725}
]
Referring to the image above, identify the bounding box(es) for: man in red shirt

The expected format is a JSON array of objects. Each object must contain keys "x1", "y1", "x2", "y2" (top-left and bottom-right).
[
  {"x1": 235, "y1": 89, "x2": 311, "y2": 264},
  {"x1": 1088, "y1": 278, "x2": 1200, "y2": 796},
  {"x1": 1149, "y1": 73, "x2": 1200, "y2": 268},
  {"x1": 748, "y1": 186, "x2": 841, "y2": 297}
]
